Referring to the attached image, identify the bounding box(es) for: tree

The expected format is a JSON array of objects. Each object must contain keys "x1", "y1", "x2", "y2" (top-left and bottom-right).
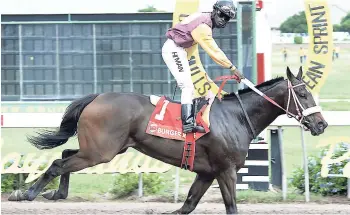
[
  {"x1": 341, "y1": 13, "x2": 350, "y2": 24},
  {"x1": 138, "y1": 5, "x2": 166, "y2": 12},
  {"x1": 280, "y1": 11, "x2": 307, "y2": 33},
  {"x1": 333, "y1": 12, "x2": 350, "y2": 33},
  {"x1": 333, "y1": 24, "x2": 342, "y2": 32}
]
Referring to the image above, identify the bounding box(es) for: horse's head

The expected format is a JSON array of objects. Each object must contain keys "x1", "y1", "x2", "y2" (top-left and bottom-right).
[{"x1": 285, "y1": 66, "x2": 328, "y2": 136}]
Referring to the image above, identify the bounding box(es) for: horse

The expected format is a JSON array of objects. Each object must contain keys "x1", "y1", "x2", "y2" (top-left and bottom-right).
[{"x1": 9, "y1": 66, "x2": 328, "y2": 214}]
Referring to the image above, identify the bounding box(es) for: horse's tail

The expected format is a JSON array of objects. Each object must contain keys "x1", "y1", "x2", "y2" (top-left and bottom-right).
[{"x1": 27, "y1": 94, "x2": 100, "y2": 150}]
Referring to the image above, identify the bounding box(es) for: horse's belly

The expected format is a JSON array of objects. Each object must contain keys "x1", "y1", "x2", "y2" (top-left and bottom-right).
[{"x1": 132, "y1": 135, "x2": 213, "y2": 174}]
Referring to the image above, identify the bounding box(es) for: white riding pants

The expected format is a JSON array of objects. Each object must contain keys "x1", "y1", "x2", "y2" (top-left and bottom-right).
[{"x1": 162, "y1": 39, "x2": 194, "y2": 104}]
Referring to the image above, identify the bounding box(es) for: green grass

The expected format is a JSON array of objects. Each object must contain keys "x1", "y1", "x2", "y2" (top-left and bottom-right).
[
  {"x1": 68, "y1": 174, "x2": 115, "y2": 198},
  {"x1": 271, "y1": 44, "x2": 350, "y2": 100},
  {"x1": 320, "y1": 102, "x2": 350, "y2": 111}
]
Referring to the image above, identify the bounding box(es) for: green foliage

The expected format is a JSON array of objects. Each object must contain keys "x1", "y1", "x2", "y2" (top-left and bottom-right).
[
  {"x1": 280, "y1": 11, "x2": 307, "y2": 33},
  {"x1": 1, "y1": 160, "x2": 59, "y2": 193},
  {"x1": 110, "y1": 173, "x2": 138, "y2": 198},
  {"x1": 294, "y1": 36, "x2": 303, "y2": 44},
  {"x1": 1, "y1": 174, "x2": 18, "y2": 192},
  {"x1": 138, "y1": 5, "x2": 166, "y2": 12},
  {"x1": 1, "y1": 162, "x2": 18, "y2": 192},
  {"x1": 334, "y1": 13, "x2": 350, "y2": 32},
  {"x1": 1, "y1": 173, "x2": 59, "y2": 193},
  {"x1": 290, "y1": 143, "x2": 349, "y2": 196},
  {"x1": 110, "y1": 173, "x2": 165, "y2": 198},
  {"x1": 142, "y1": 173, "x2": 165, "y2": 195},
  {"x1": 333, "y1": 24, "x2": 342, "y2": 32},
  {"x1": 280, "y1": 11, "x2": 350, "y2": 33},
  {"x1": 341, "y1": 20, "x2": 350, "y2": 33}
]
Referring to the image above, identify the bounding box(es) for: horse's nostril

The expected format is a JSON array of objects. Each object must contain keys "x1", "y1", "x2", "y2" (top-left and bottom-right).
[{"x1": 318, "y1": 122, "x2": 325, "y2": 130}]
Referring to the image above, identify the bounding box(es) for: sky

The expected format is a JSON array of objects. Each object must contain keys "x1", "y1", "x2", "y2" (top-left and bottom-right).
[
  {"x1": 113, "y1": 0, "x2": 350, "y2": 28},
  {"x1": 2, "y1": 0, "x2": 350, "y2": 28}
]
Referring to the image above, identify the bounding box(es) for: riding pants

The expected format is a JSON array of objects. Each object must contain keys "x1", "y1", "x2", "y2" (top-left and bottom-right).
[{"x1": 161, "y1": 39, "x2": 194, "y2": 104}]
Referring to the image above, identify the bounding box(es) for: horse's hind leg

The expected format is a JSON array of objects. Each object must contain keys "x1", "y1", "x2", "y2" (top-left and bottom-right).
[
  {"x1": 42, "y1": 149, "x2": 78, "y2": 200},
  {"x1": 10, "y1": 130, "x2": 130, "y2": 202},
  {"x1": 12, "y1": 151, "x2": 103, "y2": 201},
  {"x1": 170, "y1": 174, "x2": 214, "y2": 214},
  {"x1": 42, "y1": 147, "x2": 128, "y2": 201}
]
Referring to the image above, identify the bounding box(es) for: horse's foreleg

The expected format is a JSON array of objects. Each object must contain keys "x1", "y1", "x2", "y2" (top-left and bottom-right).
[
  {"x1": 42, "y1": 149, "x2": 79, "y2": 200},
  {"x1": 171, "y1": 174, "x2": 214, "y2": 214},
  {"x1": 216, "y1": 167, "x2": 238, "y2": 214}
]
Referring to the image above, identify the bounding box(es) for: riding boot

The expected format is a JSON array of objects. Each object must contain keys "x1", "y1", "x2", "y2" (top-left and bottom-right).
[{"x1": 181, "y1": 104, "x2": 205, "y2": 133}]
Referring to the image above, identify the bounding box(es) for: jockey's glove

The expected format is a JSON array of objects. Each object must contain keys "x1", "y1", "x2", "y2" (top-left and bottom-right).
[{"x1": 229, "y1": 65, "x2": 245, "y2": 83}]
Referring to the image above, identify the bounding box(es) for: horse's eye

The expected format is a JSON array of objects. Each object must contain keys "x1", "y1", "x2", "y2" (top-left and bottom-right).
[{"x1": 300, "y1": 93, "x2": 306, "y2": 97}]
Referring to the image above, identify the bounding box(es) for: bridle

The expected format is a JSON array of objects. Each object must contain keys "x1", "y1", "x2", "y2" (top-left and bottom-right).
[
  {"x1": 216, "y1": 75, "x2": 322, "y2": 130},
  {"x1": 267, "y1": 80, "x2": 322, "y2": 130}
]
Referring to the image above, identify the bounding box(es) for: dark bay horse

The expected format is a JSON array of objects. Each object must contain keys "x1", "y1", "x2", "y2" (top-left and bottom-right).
[{"x1": 10, "y1": 67, "x2": 328, "y2": 214}]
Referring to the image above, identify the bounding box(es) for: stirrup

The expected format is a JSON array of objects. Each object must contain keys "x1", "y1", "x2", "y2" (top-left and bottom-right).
[
  {"x1": 194, "y1": 125, "x2": 205, "y2": 133},
  {"x1": 183, "y1": 124, "x2": 205, "y2": 134},
  {"x1": 183, "y1": 124, "x2": 195, "y2": 134}
]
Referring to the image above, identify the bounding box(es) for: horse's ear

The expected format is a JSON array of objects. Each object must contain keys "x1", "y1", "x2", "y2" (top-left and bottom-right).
[
  {"x1": 296, "y1": 66, "x2": 303, "y2": 80},
  {"x1": 286, "y1": 66, "x2": 295, "y2": 81}
]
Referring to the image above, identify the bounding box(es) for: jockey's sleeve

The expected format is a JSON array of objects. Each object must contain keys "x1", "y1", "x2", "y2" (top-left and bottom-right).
[{"x1": 191, "y1": 24, "x2": 233, "y2": 69}]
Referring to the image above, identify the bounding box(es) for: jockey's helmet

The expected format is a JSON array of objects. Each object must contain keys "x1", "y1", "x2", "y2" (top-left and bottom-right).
[{"x1": 212, "y1": 0, "x2": 237, "y2": 28}]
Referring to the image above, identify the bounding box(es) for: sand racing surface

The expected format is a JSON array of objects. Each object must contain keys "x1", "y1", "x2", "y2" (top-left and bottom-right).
[{"x1": 2, "y1": 201, "x2": 350, "y2": 214}]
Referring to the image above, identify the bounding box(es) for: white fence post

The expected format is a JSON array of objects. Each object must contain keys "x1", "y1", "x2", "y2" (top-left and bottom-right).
[
  {"x1": 174, "y1": 167, "x2": 180, "y2": 203},
  {"x1": 278, "y1": 126, "x2": 287, "y2": 200},
  {"x1": 348, "y1": 178, "x2": 350, "y2": 199},
  {"x1": 300, "y1": 127, "x2": 310, "y2": 202},
  {"x1": 138, "y1": 173, "x2": 143, "y2": 197}
]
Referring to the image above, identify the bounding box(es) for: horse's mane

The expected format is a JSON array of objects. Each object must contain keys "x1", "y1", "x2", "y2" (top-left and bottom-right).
[{"x1": 222, "y1": 76, "x2": 285, "y2": 100}]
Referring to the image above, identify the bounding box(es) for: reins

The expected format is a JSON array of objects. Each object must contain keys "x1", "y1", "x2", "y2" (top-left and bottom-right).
[{"x1": 215, "y1": 75, "x2": 322, "y2": 131}]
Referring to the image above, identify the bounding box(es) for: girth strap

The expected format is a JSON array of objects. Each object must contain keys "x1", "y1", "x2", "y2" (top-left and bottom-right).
[
  {"x1": 181, "y1": 133, "x2": 196, "y2": 171},
  {"x1": 234, "y1": 92, "x2": 257, "y2": 138},
  {"x1": 215, "y1": 75, "x2": 256, "y2": 138}
]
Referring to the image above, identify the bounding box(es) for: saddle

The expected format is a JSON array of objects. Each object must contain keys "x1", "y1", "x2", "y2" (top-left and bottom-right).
[
  {"x1": 146, "y1": 95, "x2": 213, "y2": 171},
  {"x1": 145, "y1": 75, "x2": 257, "y2": 172}
]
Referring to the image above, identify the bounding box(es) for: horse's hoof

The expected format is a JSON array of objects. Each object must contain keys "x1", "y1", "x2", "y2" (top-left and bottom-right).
[
  {"x1": 145, "y1": 209, "x2": 154, "y2": 214},
  {"x1": 42, "y1": 190, "x2": 60, "y2": 200},
  {"x1": 162, "y1": 210, "x2": 180, "y2": 214},
  {"x1": 8, "y1": 190, "x2": 26, "y2": 201}
]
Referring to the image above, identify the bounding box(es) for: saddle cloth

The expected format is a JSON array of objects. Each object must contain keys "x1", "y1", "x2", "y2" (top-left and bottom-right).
[{"x1": 146, "y1": 95, "x2": 212, "y2": 141}]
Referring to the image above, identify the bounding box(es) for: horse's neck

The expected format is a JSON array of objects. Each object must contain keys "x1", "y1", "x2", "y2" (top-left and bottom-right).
[{"x1": 241, "y1": 83, "x2": 286, "y2": 137}]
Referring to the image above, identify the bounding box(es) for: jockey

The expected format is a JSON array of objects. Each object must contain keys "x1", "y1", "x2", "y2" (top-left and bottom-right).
[{"x1": 162, "y1": 0, "x2": 244, "y2": 134}]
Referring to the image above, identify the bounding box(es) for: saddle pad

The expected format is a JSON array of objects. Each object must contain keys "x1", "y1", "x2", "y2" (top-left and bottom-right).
[
  {"x1": 150, "y1": 95, "x2": 213, "y2": 127},
  {"x1": 146, "y1": 96, "x2": 210, "y2": 141}
]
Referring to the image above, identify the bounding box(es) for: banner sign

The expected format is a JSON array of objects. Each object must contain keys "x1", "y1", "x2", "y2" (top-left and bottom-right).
[
  {"x1": 317, "y1": 137, "x2": 350, "y2": 178},
  {"x1": 173, "y1": 0, "x2": 227, "y2": 99},
  {"x1": 303, "y1": 0, "x2": 333, "y2": 94},
  {"x1": 1, "y1": 151, "x2": 172, "y2": 183}
]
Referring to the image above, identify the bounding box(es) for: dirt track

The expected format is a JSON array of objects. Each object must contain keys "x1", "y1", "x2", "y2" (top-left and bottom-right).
[{"x1": 2, "y1": 202, "x2": 350, "y2": 214}]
